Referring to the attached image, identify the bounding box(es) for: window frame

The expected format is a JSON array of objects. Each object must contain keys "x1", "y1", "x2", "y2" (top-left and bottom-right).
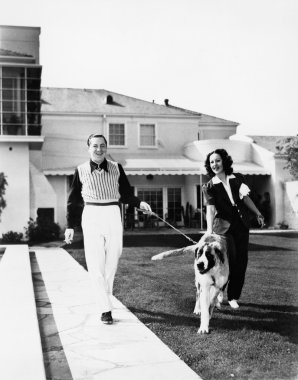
[
  {"x1": 0, "y1": 65, "x2": 42, "y2": 136},
  {"x1": 107, "y1": 122, "x2": 127, "y2": 148},
  {"x1": 138, "y1": 122, "x2": 158, "y2": 148}
]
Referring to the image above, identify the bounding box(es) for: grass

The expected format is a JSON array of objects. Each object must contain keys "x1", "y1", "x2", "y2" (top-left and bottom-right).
[{"x1": 65, "y1": 233, "x2": 298, "y2": 380}]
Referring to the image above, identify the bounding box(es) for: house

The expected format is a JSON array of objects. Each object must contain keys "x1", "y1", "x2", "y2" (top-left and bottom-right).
[{"x1": 0, "y1": 25, "x2": 297, "y2": 236}]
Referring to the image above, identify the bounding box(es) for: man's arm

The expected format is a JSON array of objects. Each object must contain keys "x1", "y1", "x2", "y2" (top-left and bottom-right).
[
  {"x1": 118, "y1": 164, "x2": 151, "y2": 211},
  {"x1": 65, "y1": 169, "x2": 83, "y2": 244}
]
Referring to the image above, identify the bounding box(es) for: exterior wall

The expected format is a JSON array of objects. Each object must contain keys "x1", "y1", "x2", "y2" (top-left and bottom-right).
[
  {"x1": 41, "y1": 115, "x2": 99, "y2": 173},
  {"x1": 199, "y1": 126, "x2": 236, "y2": 140},
  {"x1": 42, "y1": 114, "x2": 201, "y2": 165},
  {"x1": 273, "y1": 156, "x2": 293, "y2": 227},
  {"x1": 284, "y1": 181, "x2": 298, "y2": 229},
  {"x1": 0, "y1": 25, "x2": 40, "y2": 63},
  {"x1": 0, "y1": 142, "x2": 30, "y2": 235},
  {"x1": 47, "y1": 176, "x2": 68, "y2": 228}
]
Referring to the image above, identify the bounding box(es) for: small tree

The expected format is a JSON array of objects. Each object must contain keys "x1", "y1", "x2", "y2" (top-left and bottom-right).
[
  {"x1": 276, "y1": 136, "x2": 298, "y2": 180},
  {"x1": 0, "y1": 172, "x2": 8, "y2": 220}
]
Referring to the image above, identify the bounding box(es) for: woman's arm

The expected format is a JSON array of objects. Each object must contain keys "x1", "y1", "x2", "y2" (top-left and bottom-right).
[
  {"x1": 206, "y1": 205, "x2": 216, "y2": 233},
  {"x1": 243, "y1": 196, "x2": 265, "y2": 227}
]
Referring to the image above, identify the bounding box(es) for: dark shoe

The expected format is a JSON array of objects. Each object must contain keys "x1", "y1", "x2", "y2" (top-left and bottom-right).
[{"x1": 101, "y1": 311, "x2": 113, "y2": 325}]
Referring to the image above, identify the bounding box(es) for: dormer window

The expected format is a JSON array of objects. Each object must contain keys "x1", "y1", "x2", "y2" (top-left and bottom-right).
[{"x1": 106, "y1": 95, "x2": 113, "y2": 104}]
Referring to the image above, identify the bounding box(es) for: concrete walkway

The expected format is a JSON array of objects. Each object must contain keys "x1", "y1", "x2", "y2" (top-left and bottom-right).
[{"x1": 32, "y1": 247, "x2": 201, "y2": 380}]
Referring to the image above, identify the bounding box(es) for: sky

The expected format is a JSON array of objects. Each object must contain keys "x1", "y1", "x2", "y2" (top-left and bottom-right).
[{"x1": 1, "y1": 0, "x2": 297, "y2": 136}]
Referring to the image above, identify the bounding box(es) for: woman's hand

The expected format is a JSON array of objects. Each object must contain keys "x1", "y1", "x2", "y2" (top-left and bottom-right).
[
  {"x1": 256, "y1": 214, "x2": 265, "y2": 228},
  {"x1": 64, "y1": 228, "x2": 74, "y2": 244}
]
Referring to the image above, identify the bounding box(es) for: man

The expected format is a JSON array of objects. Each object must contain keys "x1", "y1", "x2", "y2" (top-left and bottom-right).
[{"x1": 64, "y1": 134, "x2": 151, "y2": 324}]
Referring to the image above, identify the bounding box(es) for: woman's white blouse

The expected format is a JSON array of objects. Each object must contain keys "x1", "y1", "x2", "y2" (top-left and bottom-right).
[{"x1": 211, "y1": 174, "x2": 251, "y2": 205}]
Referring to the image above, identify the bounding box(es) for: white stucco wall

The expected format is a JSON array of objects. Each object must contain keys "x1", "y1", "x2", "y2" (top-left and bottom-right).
[
  {"x1": 284, "y1": 181, "x2": 298, "y2": 229},
  {"x1": 30, "y1": 163, "x2": 57, "y2": 220},
  {"x1": 47, "y1": 175, "x2": 68, "y2": 228},
  {"x1": 0, "y1": 142, "x2": 30, "y2": 235}
]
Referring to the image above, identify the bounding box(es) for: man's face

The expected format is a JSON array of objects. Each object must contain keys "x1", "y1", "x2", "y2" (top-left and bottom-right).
[{"x1": 88, "y1": 137, "x2": 107, "y2": 163}]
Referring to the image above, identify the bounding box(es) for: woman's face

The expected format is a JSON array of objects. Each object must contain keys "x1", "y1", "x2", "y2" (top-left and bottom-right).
[{"x1": 209, "y1": 153, "x2": 224, "y2": 175}]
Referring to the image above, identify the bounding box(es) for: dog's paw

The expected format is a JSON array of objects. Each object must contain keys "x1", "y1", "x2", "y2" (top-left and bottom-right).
[
  {"x1": 151, "y1": 254, "x2": 163, "y2": 260},
  {"x1": 193, "y1": 307, "x2": 201, "y2": 315},
  {"x1": 197, "y1": 326, "x2": 209, "y2": 334},
  {"x1": 217, "y1": 291, "x2": 224, "y2": 303}
]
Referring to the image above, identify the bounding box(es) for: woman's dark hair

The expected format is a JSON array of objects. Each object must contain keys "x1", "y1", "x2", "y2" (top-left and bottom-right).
[
  {"x1": 87, "y1": 134, "x2": 107, "y2": 146},
  {"x1": 204, "y1": 148, "x2": 233, "y2": 177}
]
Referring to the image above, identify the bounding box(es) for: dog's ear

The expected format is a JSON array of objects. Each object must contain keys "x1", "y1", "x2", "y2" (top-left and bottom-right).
[
  {"x1": 214, "y1": 247, "x2": 225, "y2": 263},
  {"x1": 194, "y1": 247, "x2": 199, "y2": 259},
  {"x1": 194, "y1": 247, "x2": 203, "y2": 259}
]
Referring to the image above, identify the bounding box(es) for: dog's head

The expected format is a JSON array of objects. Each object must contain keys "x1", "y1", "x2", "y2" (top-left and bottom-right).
[{"x1": 194, "y1": 241, "x2": 225, "y2": 274}]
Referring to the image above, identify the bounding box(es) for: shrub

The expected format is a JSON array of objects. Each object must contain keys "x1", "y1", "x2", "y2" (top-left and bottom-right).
[
  {"x1": 0, "y1": 172, "x2": 8, "y2": 221},
  {"x1": 25, "y1": 217, "x2": 61, "y2": 243},
  {"x1": 1, "y1": 231, "x2": 23, "y2": 244},
  {"x1": 276, "y1": 136, "x2": 298, "y2": 180}
]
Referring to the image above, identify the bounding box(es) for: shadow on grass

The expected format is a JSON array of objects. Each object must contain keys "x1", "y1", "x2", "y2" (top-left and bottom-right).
[
  {"x1": 248, "y1": 242, "x2": 295, "y2": 251},
  {"x1": 128, "y1": 301, "x2": 298, "y2": 344}
]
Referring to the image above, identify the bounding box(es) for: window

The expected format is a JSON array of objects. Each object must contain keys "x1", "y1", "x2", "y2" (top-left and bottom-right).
[
  {"x1": 140, "y1": 124, "x2": 156, "y2": 147},
  {"x1": 137, "y1": 188, "x2": 163, "y2": 218},
  {"x1": 0, "y1": 66, "x2": 42, "y2": 136},
  {"x1": 109, "y1": 123, "x2": 125, "y2": 146},
  {"x1": 167, "y1": 188, "x2": 182, "y2": 222}
]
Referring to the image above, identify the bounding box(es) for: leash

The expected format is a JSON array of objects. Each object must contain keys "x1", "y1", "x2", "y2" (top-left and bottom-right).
[{"x1": 137, "y1": 209, "x2": 198, "y2": 245}]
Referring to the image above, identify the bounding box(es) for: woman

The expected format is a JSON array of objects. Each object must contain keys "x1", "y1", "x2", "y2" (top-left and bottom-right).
[{"x1": 202, "y1": 149, "x2": 264, "y2": 309}]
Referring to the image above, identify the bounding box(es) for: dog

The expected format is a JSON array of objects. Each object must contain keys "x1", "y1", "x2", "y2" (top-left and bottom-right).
[{"x1": 152, "y1": 233, "x2": 231, "y2": 334}]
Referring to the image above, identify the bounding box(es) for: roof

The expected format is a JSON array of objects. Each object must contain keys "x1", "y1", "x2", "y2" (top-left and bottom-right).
[
  {"x1": 249, "y1": 135, "x2": 295, "y2": 153},
  {"x1": 40, "y1": 88, "x2": 237, "y2": 125},
  {"x1": 167, "y1": 104, "x2": 239, "y2": 126},
  {"x1": 0, "y1": 48, "x2": 33, "y2": 58},
  {"x1": 41, "y1": 88, "x2": 196, "y2": 116}
]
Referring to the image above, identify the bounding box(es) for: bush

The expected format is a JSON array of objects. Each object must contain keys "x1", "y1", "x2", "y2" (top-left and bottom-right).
[
  {"x1": 276, "y1": 136, "x2": 298, "y2": 180},
  {"x1": 25, "y1": 217, "x2": 61, "y2": 243},
  {"x1": 1, "y1": 231, "x2": 23, "y2": 244}
]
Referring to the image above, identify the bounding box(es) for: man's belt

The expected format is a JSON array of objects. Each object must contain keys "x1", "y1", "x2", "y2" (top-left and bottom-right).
[{"x1": 85, "y1": 201, "x2": 119, "y2": 206}]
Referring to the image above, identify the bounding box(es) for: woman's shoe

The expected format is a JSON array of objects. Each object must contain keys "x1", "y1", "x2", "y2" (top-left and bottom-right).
[{"x1": 228, "y1": 300, "x2": 239, "y2": 309}]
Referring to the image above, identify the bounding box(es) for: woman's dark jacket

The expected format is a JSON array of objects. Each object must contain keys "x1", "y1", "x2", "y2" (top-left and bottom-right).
[{"x1": 202, "y1": 173, "x2": 251, "y2": 234}]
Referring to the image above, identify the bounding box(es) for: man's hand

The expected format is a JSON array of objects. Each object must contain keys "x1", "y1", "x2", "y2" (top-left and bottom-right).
[
  {"x1": 139, "y1": 201, "x2": 152, "y2": 213},
  {"x1": 64, "y1": 228, "x2": 74, "y2": 244}
]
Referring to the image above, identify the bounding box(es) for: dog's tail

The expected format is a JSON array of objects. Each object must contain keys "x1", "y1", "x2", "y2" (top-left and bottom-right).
[{"x1": 151, "y1": 245, "x2": 195, "y2": 260}]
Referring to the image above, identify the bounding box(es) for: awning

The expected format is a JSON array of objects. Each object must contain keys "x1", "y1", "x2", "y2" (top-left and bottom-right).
[
  {"x1": 122, "y1": 158, "x2": 270, "y2": 176},
  {"x1": 43, "y1": 168, "x2": 75, "y2": 176},
  {"x1": 43, "y1": 158, "x2": 270, "y2": 176},
  {"x1": 123, "y1": 157, "x2": 202, "y2": 175}
]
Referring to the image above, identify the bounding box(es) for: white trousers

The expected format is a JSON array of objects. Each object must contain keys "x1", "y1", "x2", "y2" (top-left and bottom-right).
[{"x1": 81, "y1": 205, "x2": 123, "y2": 313}]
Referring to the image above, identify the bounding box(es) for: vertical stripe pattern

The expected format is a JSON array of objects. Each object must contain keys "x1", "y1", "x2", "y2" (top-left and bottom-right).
[{"x1": 78, "y1": 160, "x2": 120, "y2": 202}]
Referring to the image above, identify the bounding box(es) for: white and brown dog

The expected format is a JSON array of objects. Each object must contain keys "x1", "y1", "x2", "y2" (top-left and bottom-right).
[{"x1": 152, "y1": 233, "x2": 231, "y2": 334}]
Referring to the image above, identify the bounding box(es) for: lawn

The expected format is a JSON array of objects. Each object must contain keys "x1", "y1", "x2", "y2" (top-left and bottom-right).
[{"x1": 65, "y1": 233, "x2": 298, "y2": 380}]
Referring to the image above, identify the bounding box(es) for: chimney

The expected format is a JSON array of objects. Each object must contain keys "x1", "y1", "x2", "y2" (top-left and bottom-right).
[{"x1": 164, "y1": 99, "x2": 169, "y2": 106}]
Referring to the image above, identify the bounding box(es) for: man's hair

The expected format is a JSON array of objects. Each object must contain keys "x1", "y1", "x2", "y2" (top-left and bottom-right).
[
  {"x1": 204, "y1": 148, "x2": 234, "y2": 177},
  {"x1": 87, "y1": 134, "x2": 107, "y2": 146}
]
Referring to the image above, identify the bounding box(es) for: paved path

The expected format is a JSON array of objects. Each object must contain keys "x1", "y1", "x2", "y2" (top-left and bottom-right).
[{"x1": 32, "y1": 247, "x2": 201, "y2": 380}]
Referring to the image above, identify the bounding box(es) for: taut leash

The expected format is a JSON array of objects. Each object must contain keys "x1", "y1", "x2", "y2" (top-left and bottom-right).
[{"x1": 137, "y1": 209, "x2": 198, "y2": 245}]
